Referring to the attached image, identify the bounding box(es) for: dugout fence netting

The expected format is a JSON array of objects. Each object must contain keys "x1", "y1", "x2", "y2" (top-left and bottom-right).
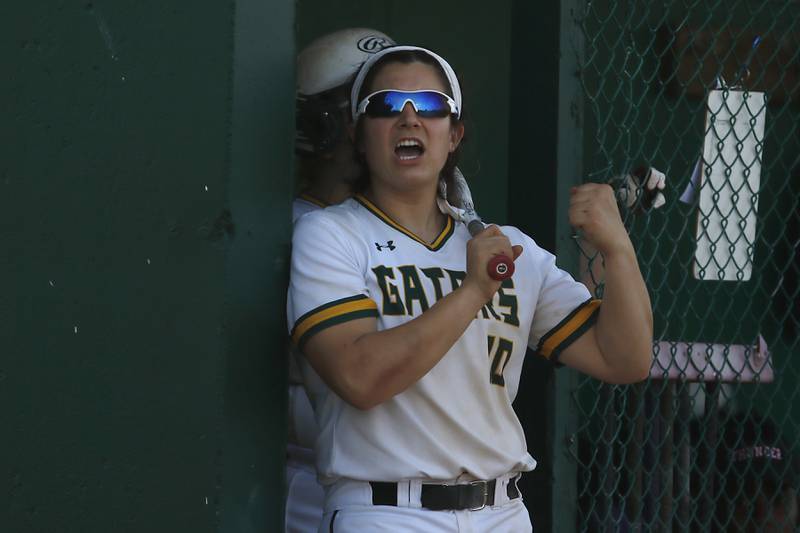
[{"x1": 569, "y1": 1, "x2": 800, "y2": 531}]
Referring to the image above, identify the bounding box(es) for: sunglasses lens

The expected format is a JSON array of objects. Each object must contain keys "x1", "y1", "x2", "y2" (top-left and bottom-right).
[
  {"x1": 365, "y1": 92, "x2": 401, "y2": 117},
  {"x1": 409, "y1": 92, "x2": 452, "y2": 118},
  {"x1": 364, "y1": 91, "x2": 453, "y2": 118}
]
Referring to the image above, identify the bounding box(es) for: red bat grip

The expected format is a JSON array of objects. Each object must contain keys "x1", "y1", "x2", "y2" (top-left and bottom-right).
[
  {"x1": 465, "y1": 219, "x2": 514, "y2": 281},
  {"x1": 487, "y1": 254, "x2": 514, "y2": 281}
]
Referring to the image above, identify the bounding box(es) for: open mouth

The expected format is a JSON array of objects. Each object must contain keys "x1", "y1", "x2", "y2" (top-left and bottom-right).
[{"x1": 394, "y1": 138, "x2": 425, "y2": 161}]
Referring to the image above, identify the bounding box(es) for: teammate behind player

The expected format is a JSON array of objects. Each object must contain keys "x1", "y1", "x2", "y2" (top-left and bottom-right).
[
  {"x1": 294, "y1": 28, "x2": 395, "y2": 218},
  {"x1": 286, "y1": 28, "x2": 394, "y2": 533},
  {"x1": 288, "y1": 45, "x2": 653, "y2": 530}
]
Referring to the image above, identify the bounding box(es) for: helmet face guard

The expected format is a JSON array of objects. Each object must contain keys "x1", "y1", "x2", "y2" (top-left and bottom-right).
[{"x1": 295, "y1": 90, "x2": 349, "y2": 155}]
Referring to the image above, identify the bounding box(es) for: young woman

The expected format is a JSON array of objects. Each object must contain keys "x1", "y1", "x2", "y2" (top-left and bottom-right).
[{"x1": 287, "y1": 45, "x2": 653, "y2": 531}]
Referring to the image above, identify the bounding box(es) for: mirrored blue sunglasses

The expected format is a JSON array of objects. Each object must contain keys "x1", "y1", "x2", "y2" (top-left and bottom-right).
[{"x1": 356, "y1": 90, "x2": 458, "y2": 119}]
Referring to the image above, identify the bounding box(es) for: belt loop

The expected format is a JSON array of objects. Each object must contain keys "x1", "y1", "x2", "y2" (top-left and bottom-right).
[
  {"x1": 408, "y1": 479, "x2": 423, "y2": 508},
  {"x1": 495, "y1": 472, "x2": 521, "y2": 506},
  {"x1": 508, "y1": 473, "x2": 521, "y2": 501},
  {"x1": 497, "y1": 475, "x2": 507, "y2": 506},
  {"x1": 495, "y1": 474, "x2": 508, "y2": 506}
]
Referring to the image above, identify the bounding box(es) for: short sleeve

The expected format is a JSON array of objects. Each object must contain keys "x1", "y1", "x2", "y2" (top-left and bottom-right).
[
  {"x1": 528, "y1": 249, "x2": 600, "y2": 363},
  {"x1": 287, "y1": 212, "x2": 378, "y2": 349}
]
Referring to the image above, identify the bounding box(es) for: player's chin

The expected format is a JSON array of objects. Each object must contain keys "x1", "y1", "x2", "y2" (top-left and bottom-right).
[
  {"x1": 399, "y1": 173, "x2": 441, "y2": 192},
  {"x1": 390, "y1": 162, "x2": 437, "y2": 183}
]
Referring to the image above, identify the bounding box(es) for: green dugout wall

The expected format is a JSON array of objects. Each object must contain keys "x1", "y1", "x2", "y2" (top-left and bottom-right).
[{"x1": 2, "y1": 1, "x2": 293, "y2": 531}]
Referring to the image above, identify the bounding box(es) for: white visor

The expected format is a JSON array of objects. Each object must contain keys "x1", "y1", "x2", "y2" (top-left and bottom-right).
[{"x1": 349, "y1": 45, "x2": 463, "y2": 121}]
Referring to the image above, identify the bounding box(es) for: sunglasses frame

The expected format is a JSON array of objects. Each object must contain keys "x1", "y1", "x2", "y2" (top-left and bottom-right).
[{"x1": 355, "y1": 89, "x2": 459, "y2": 119}]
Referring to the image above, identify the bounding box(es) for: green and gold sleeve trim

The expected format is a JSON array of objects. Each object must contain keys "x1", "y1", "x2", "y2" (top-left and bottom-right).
[
  {"x1": 535, "y1": 298, "x2": 601, "y2": 362},
  {"x1": 291, "y1": 295, "x2": 378, "y2": 348},
  {"x1": 354, "y1": 194, "x2": 454, "y2": 251},
  {"x1": 298, "y1": 193, "x2": 328, "y2": 208}
]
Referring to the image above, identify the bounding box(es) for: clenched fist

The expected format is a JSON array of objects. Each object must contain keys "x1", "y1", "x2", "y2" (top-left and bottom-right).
[
  {"x1": 463, "y1": 225, "x2": 523, "y2": 301},
  {"x1": 569, "y1": 183, "x2": 633, "y2": 257}
]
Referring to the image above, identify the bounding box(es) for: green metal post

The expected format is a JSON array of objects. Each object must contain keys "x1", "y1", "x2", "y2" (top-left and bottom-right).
[
  {"x1": 218, "y1": 1, "x2": 294, "y2": 532},
  {"x1": 551, "y1": 0, "x2": 586, "y2": 531}
]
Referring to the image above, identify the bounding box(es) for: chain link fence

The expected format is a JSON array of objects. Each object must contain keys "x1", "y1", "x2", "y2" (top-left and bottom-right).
[{"x1": 570, "y1": 1, "x2": 800, "y2": 531}]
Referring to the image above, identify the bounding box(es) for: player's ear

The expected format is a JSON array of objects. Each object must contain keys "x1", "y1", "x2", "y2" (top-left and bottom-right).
[{"x1": 449, "y1": 122, "x2": 464, "y2": 152}]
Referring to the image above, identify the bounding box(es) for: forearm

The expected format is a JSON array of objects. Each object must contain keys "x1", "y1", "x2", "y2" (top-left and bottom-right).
[
  {"x1": 326, "y1": 283, "x2": 488, "y2": 409},
  {"x1": 594, "y1": 243, "x2": 653, "y2": 380}
]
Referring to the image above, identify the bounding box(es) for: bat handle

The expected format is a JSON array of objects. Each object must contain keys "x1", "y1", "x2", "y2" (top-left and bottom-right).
[
  {"x1": 487, "y1": 254, "x2": 514, "y2": 281},
  {"x1": 466, "y1": 220, "x2": 514, "y2": 280}
]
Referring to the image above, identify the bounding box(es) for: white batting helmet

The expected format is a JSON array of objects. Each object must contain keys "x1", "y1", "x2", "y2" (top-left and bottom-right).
[{"x1": 298, "y1": 28, "x2": 395, "y2": 96}]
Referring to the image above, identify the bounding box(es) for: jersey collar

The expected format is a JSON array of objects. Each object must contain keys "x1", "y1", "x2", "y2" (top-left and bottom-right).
[
  {"x1": 298, "y1": 193, "x2": 328, "y2": 208},
  {"x1": 354, "y1": 194, "x2": 455, "y2": 251}
]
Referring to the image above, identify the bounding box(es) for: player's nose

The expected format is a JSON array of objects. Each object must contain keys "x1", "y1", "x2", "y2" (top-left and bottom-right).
[{"x1": 398, "y1": 102, "x2": 421, "y2": 127}]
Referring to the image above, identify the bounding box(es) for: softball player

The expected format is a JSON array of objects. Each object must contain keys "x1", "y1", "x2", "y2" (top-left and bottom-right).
[
  {"x1": 287, "y1": 45, "x2": 653, "y2": 531},
  {"x1": 287, "y1": 28, "x2": 394, "y2": 533}
]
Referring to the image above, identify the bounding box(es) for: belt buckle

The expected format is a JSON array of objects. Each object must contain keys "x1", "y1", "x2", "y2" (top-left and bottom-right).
[{"x1": 468, "y1": 480, "x2": 488, "y2": 511}]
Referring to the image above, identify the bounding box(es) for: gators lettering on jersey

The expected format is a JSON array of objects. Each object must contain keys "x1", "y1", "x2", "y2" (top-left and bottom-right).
[{"x1": 287, "y1": 194, "x2": 599, "y2": 484}]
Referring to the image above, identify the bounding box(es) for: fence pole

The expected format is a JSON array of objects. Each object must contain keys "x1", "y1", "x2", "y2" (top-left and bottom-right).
[
  {"x1": 625, "y1": 382, "x2": 645, "y2": 530},
  {"x1": 551, "y1": 0, "x2": 586, "y2": 530},
  {"x1": 658, "y1": 383, "x2": 675, "y2": 532},
  {"x1": 675, "y1": 383, "x2": 692, "y2": 532}
]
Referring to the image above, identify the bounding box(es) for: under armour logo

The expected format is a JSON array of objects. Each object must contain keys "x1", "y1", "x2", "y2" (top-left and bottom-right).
[{"x1": 375, "y1": 240, "x2": 396, "y2": 251}]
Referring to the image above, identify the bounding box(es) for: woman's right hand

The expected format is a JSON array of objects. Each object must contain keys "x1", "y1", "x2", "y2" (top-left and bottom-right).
[{"x1": 463, "y1": 225, "x2": 523, "y2": 302}]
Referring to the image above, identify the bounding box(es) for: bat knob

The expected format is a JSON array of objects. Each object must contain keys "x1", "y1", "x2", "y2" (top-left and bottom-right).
[
  {"x1": 487, "y1": 254, "x2": 514, "y2": 281},
  {"x1": 467, "y1": 219, "x2": 485, "y2": 237}
]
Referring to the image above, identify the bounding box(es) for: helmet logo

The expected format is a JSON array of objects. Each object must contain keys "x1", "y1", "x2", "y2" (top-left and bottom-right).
[{"x1": 357, "y1": 36, "x2": 391, "y2": 53}]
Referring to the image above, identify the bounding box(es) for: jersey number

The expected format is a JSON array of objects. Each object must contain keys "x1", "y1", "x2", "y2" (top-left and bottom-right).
[{"x1": 487, "y1": 335, "x2": 513, "y2": 386}]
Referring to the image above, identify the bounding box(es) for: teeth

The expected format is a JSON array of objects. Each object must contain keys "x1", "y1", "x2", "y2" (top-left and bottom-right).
[{"x1": 396, "y1": 139, "x2": 421, "y2": 148}]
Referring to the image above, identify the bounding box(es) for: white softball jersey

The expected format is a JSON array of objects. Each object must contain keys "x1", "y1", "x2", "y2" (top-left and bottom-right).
[{"x1": 287, "y1": 195, "x2": 600, "y2": 484}]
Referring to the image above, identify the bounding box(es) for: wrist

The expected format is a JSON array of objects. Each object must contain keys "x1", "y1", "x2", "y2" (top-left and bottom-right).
[
  {"x1": 599, "y1": 242, "x2": 640, "y2": 272},
  {"x1": 457, "y1": 280, "x2": 492, "y2": 310},
  {"x1": 596, "y1": 236, "x2": 635, "y2": 260}
]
